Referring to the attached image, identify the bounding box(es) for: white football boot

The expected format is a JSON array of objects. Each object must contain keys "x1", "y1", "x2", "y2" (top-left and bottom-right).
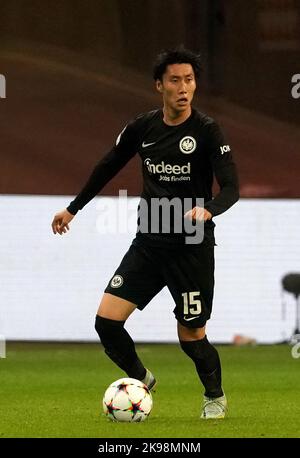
[
  {"x1": 201, "y1": 394, "x2": 227, "y2": 419},
  {"x1": 142, "y1": 368, "x2": 157, "y2": 392}
]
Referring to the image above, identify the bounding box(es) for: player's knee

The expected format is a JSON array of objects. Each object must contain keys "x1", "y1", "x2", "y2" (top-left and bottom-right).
[
  {"x1": 95, "y1": 315, "x2": 125, "y2": 345},
  {"x1": 95, "y1": 315, "x2": 137, "y2": 370},
  {"x1": 177, "y1": 322, "x2": 206, "y2": 341}
]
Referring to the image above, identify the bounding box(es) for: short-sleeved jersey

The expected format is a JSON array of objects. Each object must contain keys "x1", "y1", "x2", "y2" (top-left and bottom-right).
[{"x1": 67, "y1": 108, "x2": 239, "y2": 246}]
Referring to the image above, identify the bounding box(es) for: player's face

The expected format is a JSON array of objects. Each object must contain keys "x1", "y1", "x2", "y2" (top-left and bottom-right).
[{"x1": 156, "y1": 63, "x2": 196, "y2": 114}]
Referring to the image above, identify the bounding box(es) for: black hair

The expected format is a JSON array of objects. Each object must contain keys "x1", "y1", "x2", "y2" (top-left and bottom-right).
[{"x1": 153, "y1": 45, "x2": 202, "y2": 81}]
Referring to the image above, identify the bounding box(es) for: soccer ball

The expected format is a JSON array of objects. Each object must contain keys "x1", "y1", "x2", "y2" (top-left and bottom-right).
[{"x1": 102, "y1": 377, "x2": 153, "y2": 422}]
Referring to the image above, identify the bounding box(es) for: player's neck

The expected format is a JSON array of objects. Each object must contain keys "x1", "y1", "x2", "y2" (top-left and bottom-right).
[{"x1": 162, "y1": 106, "x2": 192, "y2": 126}]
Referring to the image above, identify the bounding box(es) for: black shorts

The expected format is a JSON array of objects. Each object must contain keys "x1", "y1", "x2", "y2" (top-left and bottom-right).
[{"x1": 104, "y1": 238, "x2": 215, "y2": 328}]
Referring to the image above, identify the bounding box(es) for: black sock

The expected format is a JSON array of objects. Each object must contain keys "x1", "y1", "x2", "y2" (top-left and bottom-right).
[
  {"x1": 180, "y1": 336, "x2": 223, "y2": 398},
  {"x1": 95, "y1": 315, "x2": 146, "y2": 380}
]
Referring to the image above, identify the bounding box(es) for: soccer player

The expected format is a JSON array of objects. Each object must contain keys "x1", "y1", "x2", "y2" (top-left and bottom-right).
[{"x1": 51, "y1": 47, "x2": 239, "y2": 419}]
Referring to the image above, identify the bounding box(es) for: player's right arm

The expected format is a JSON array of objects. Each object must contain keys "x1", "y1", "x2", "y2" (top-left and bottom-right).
[
  {"x1": 51, "y1": 119, "x2": 140, "y2": 235},
  {"x1": 51, "y1": 208, "x2": 74, "y2": 235}
]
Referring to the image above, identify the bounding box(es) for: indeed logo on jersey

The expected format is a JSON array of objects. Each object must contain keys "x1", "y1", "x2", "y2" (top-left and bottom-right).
[
  {"x1": 144, "y1": 158, "x2": 191, "y2": 182},
  {"x1": 144, "y1": 158, "x2": 190, "y2": 175}
]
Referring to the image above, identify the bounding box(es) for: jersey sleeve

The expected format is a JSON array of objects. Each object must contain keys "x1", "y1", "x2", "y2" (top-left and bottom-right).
[
  {"x1": 66, "y1": 119, "x2": 139, "y2": 215},
  {"x1": 203, "y1": 120, "x2": 239, "y2": 217}
]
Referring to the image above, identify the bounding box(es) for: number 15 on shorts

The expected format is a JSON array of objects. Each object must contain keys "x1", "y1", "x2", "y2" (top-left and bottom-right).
[{"x1": 182, "y1": 291, "x2": 202, "y2": 316}]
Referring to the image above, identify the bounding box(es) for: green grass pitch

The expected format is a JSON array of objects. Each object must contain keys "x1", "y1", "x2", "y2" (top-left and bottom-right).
[{"x1": 0, "y1": 343, "x2": 299, "y2": 438}]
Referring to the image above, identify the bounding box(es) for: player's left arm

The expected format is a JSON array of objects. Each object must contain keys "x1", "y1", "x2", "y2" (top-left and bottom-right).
[
  {"x1": 202, "y1": 120, "x2": 239, "y2": 217},
  {"x1": 184, "y1": 206, "x2": 212, "y2": 222},
  {"x1": 185, "y1": 121, "x2": 239, "y2": 222}
]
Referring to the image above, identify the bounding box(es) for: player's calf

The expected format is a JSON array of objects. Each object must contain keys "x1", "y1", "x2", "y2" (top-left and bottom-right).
[
  {"x1": 180, "y1": 336, "x2": 224, "y2": 398},
  {"x1": 95, "y1": 315, "x2": 147, "y2": 380}
]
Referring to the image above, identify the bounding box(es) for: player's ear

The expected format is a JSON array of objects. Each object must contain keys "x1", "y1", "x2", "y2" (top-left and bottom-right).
[{"x1": 156, "y1": 79, "x2": 163, "y2": 93}]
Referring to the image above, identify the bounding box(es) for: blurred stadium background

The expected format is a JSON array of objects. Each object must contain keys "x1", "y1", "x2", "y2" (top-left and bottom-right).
[{"x1": 0, "y1": 0, "x2": 300, "y2": 438}]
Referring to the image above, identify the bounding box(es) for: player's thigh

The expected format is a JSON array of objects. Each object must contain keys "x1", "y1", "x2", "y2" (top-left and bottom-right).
[
  {"x1": 164, "y1": 241, "x2": 215, "y2": 329},
  {"x1": 177, "y1": 321, "x2": 206, "y2": 341},
  {"x1": 104, "y1": 243, "x2": 165, "y2": 313},
  {"x1": 97, "y1": 292, "x2": 137, "y2": 321}
]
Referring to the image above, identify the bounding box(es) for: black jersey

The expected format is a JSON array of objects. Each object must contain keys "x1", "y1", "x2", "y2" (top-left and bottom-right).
[{"x1": 67, "y1": 108, "x2": 239, "y2": 245}]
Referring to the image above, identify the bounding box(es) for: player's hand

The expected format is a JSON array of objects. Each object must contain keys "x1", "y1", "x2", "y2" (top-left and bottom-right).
[
  {"x1": 51, "y1": 209, "x2": 74, "y2": 235},
  {"x1": 184, "y1": 207, "x2": 212, "y2": 222}
]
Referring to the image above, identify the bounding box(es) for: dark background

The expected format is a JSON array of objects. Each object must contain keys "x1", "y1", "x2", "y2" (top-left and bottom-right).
[{"x1": 0, "y1": 0, "x2": 299, "y2": 197}]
